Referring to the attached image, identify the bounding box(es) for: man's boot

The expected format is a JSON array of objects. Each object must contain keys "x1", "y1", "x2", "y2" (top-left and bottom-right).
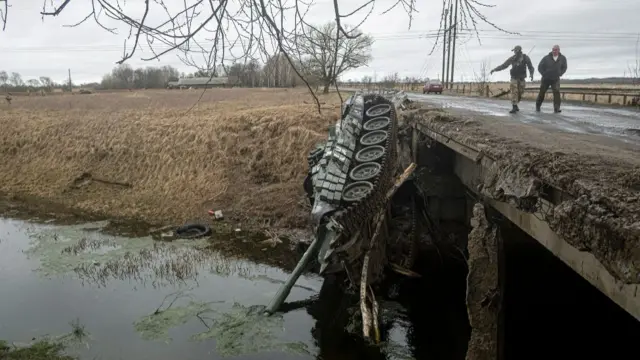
[
  {"x1": 509, "y1": 104, "x2": 519, "y2": 113},
  {"x1": 554, "y1": 109, "x2": 561, "y2": 113},
  {"x1": 535, "y1": 103, "x2": 541, "y2": 112}
]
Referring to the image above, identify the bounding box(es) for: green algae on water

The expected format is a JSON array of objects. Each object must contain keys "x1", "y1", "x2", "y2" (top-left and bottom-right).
[
  {"x1": 0, "y1": 340, "x2": 75, "y2": 360},
  {"x1": 0, "y1": 319, "x2": 90, "y2": 360},
  {"x1": 190, "y1": 303, "x2": 312, "y2": 357},
  {"x1": 133, "y1": 300, "x2": 312, "y2": 357},
  {"x1": 134, "y1": 300, "x2": 215, "y2": 342},
  {"x1": 21, "y1": 221, "x2": 265, "y2": 286}
]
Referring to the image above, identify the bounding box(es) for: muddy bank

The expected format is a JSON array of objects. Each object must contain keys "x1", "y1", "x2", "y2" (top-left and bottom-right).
[
  {"x1": 0, "y1": 89, "x2": 341, "y2": 230},
  {"x1": 0, "y1": 197, "x2": 313, "y2": 275},
  {"x1": 401, "y1": 104, "x2": 640, "y2": 284}
]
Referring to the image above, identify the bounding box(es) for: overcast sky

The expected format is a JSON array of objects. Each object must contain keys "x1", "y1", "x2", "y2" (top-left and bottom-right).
[{"x1": 1, "y1": 0, "x2": 639, "y2": 84}]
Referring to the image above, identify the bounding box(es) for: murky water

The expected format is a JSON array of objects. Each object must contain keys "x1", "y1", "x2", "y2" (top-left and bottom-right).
[{"x1": 0, "y1": 216, "x2": 420, "y2": 359}]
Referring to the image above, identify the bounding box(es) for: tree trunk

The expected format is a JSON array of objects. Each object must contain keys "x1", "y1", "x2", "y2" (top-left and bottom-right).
[{"x1": 323, "y1": 82, "x2": 330, "y2": 94}]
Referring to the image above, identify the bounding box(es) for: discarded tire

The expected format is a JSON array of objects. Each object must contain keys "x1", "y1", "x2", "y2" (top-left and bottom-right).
[{"x1": 174, "y1": 223, "x2": 211, "y2": 239}]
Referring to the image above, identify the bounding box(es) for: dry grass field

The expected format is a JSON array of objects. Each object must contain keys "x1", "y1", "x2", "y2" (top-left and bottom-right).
[{"x1": 0, "y1": 88, "x2": 342, "y2": 228}]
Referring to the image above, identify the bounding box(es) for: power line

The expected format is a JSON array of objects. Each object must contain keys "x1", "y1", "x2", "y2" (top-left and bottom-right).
[{"x1": 1, "y1": 29, "x2": 638, "y2": 53}]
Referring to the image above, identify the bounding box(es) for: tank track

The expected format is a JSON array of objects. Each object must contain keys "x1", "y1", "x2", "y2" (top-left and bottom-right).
[{"x1": 304, "y1": 89, "x2": 409, "y2": 277}]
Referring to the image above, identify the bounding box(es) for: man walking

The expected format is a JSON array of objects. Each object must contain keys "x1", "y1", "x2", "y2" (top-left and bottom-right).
[
  {"x1": 490, "y1": 45, "x2": 534, "y2": 113},
  {"x1": 536, "y1": 45, "x2": 567, "y2": 113}
]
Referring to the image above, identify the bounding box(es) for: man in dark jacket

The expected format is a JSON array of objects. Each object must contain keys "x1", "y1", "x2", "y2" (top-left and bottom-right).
[
  {"x1": 536, "y1": 45, "x2": 567, "y2": 113},
  {"x1": 490, "y1": 45, "x2": 534, "y2": 113}
]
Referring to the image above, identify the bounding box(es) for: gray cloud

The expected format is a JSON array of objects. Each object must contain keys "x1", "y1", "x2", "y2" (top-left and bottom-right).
[{"x1": 0, "y1": 0, "x2": 638, "y2": 84}]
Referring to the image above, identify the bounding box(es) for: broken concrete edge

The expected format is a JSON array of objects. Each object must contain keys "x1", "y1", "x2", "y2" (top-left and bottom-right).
[
  {"x1": 397, "y1": 105, "x2": 640, "y2": 286},
  {"x1": 466, "y1": 202, "x2": 500, "y2": 360}
]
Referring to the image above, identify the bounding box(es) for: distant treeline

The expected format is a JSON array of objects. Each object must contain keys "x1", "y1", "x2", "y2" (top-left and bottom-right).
[
  {"x1": 98, "y1": 55, "x2": 324, "y2": 90},
  {"x1": 2, "y1": 66, "x2": 637, "y2": 94},
  {"x1": 0, "y1": 55, "x2": 325, "y2": 93},
  {"x1": 0, "y1": 71, "x2": 66, "y2": 93}
]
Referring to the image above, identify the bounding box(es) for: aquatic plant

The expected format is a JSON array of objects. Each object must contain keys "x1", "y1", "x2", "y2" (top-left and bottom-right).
[
  {"x1": 23, "y1": 222, "x2": 263, "y2": 288},
  {"x1": 133, "y1": 295, "x2": 312, "y2": 357}
]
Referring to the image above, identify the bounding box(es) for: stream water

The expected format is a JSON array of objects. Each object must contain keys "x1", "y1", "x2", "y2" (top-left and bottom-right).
[{"x1": 0, "y1": 215, "x2": 424, "y2": 360}]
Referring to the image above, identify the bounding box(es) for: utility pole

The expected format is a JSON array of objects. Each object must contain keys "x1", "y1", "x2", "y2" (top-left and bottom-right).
[
  {"x1": 441, "y1": 8, "x2": 449, "y2": 83},
  {"x1": 68, "y1": 69, "x2": 72, "y2": 92},
  {"x1": 451, "y1": 0, "x2": 459, "y2": 86},
  {"x1": 445, "y1": 3, "x2": 453, "y2": 89}
]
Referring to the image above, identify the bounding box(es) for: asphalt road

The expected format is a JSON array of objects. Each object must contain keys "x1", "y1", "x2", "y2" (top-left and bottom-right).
[{"x1": 406, "y1": 92, "x2": 640, "y2": 143}]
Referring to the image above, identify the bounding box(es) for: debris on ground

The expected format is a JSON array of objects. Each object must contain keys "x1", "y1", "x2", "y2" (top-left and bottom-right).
[{"x1": 174, "y1": 223, "x2": 211, "y2": 239}]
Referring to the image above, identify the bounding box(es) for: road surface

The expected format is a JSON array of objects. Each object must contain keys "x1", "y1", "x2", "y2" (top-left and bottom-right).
[{"x1": 406, "y1": 92, "x2": 640, "y2": 143}]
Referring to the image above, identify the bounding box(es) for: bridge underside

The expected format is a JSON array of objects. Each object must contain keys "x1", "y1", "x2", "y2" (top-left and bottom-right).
[{"x1": 409, "y1": 119, "x2": 640, "y2": 322}]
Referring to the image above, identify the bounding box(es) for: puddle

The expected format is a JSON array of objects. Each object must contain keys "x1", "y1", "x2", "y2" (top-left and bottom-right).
[{"x1": 0, "y1": 216, "x2": 418, "y2": 359}]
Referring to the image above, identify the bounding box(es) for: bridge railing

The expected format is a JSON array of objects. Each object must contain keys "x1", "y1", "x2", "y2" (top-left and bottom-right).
[{"x1": 340, "y1": 82, "x2": 640, "y2": 107}]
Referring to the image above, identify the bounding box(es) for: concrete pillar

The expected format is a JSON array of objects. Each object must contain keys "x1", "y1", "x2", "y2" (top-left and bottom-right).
[{"x1": 465, "y1": 202, "x2": 502, "y2": 360}]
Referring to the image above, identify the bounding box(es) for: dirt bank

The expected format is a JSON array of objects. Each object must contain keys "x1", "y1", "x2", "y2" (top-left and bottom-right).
[
  {"x1": 0, "y1": 88, "x2": 342, "y2": 229},
  {"x1": 401, "y1": 103, "x2": 640, "y2": 284}
]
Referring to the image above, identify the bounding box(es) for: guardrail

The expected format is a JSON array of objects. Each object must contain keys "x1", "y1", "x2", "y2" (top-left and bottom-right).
[{"x1": 341, "y1": 82, "x2": 640, "y2": 107}]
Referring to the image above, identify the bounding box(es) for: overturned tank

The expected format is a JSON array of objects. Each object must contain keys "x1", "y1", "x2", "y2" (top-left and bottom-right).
[{"x1": 303, "y1": 90, "x2": 408, "y2": 281}]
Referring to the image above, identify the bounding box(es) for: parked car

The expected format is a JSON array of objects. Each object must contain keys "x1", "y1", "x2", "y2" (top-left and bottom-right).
[{"x1": 423, "y1": 79, "x2": 443, "y2": 94}]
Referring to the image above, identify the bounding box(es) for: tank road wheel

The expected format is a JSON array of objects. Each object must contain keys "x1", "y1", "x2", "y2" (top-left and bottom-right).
[
  {"x1": 360, "y1": 130, "x2": 388, "y2": 146},
  {"x1": 363, "y1": 116, "x2": 391, "y2": 131},
  {"x1": 342, "y1": 181, "x2": 374, "y2": 203},
  {"x1": 355, "y1": 145, "x2": 386, "y2": 163},
  {"x1": 366, "y1": 103, "x2": 392, "y2": 117},
  {"x1": 349, "y1": 162, "x2": 382, "y2": 181}
]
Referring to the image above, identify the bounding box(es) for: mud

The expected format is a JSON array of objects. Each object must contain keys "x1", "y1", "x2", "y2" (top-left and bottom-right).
[{"x1": 401, "y1": 104, "x2": 640, "y2": 284}]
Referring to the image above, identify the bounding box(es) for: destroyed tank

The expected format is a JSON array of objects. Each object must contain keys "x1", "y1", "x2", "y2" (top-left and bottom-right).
[{"x1": 303, "y1": 90, "x2": 404, "y2": 278}]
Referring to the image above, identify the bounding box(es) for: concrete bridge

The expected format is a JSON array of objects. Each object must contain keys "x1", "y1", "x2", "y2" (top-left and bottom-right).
[{"x1": 401, "y1": 93, "x2": 640, "y2": 321}]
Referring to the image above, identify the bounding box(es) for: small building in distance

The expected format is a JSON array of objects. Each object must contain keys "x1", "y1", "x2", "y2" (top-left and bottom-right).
[{"x1": 167, "y1": 76, "x2": 238, "y2": 89}]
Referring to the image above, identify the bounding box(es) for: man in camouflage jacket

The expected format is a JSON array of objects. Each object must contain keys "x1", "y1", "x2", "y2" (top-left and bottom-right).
[{"x1": 490, "y1": 45, "x2": 534, "y2": 113}]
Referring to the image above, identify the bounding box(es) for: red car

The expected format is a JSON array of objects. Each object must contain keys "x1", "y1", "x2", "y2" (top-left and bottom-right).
[{"x1": 423, "y1": 79, "x2": 443, "y2": 94}]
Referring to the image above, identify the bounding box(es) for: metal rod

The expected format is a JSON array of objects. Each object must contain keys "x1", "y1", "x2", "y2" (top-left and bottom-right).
[{"x1": 264, "y1": 236, "x2": 323, "y2": 315}]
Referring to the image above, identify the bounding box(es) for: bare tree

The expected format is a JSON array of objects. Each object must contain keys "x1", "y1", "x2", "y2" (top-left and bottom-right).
[
  {"x1": 9, "y1": 72, "x2": 22, "y2": 87},
  {"x1": 472, "y1": 59, "x2": 490, "y2": 96},
  {"x1": 26, "y1": 79, "x2": 41, "y2": 88},
  {"x1": 381, "y1": 72, "x2": 399, "y2": 88},
  {"x1": 0, "y1": 0, "x2": 510, "y2": 111},
  {"x1": 361, "y1": 75, "x2": 373, "y2": 89},
  {"x1": 39, "y1": 76, "x2": 53, "y2": 90},
  {"x1": 296, "y1": 22, "x2": 373, "y2": 94},
  {"x1": 626, "y1": 34, "x2": 640, "y2": 85},
  {"x1": 0, "y1": 70, "x2": 7, "y2": 90}
]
